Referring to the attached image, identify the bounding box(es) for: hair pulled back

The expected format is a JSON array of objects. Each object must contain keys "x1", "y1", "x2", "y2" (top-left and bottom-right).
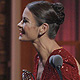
[{"x1": 27, "y1": 1, "x2": 65, "y2": 39}]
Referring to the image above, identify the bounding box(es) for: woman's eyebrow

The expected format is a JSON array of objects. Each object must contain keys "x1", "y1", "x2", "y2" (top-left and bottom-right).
[{"x1": 23, "y1": 17, "x2": 29, "y2": 20}]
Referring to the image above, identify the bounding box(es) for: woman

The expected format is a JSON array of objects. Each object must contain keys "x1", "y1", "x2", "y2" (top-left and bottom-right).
[{"x1": 18, "y1": 1, "x2": 80, "y2": 80}]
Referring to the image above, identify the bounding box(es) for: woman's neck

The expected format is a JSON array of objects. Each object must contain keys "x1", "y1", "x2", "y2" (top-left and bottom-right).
[{"x1": 33, "y1": 37, "x2": 61, "y2": 65}]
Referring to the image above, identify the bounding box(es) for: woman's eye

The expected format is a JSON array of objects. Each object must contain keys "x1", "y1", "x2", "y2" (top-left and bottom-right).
[{"x1": 23, "y1": 19, "x2": 28, "y2": 23}]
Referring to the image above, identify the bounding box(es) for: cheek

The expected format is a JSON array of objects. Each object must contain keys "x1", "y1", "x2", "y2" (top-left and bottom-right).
[
  {"x1": 24, "y1": 24, "x2": 37, "y2": 31},
  {"x1": 23, "y1": 24, "x2": 30, "y2": 32},
  {"x1": 23, "y1": 23, "x2": 39, "y2": 34},
  {"x1": 31, "y1": 27, "x2": 39, "y2": 34},
  {"x1": 25, "y1": 26, "x2": 39, "y2": 37},
  {"x1": 23, "y1": 23, "x2": 27, "y2": 29}
]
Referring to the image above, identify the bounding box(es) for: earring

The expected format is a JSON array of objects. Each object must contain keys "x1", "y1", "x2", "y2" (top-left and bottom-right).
[{"x1": 39, "y1": 33, "x2": 42, "y2": 35}]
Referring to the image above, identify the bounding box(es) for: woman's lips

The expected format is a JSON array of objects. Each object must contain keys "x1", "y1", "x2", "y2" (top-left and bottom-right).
[{"x1": 20, "y1": 33, "x2": 23, "y2": 36}]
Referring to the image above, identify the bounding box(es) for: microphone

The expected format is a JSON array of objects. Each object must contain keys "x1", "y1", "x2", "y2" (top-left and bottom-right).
[{"x1": 49, "y1": 55, "x2": 63, "y2": 80}]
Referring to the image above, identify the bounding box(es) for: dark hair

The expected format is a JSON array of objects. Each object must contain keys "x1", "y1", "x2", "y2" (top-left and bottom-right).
[{"x1": 27, "y1": 1, "x2": 65, "y2": 39}]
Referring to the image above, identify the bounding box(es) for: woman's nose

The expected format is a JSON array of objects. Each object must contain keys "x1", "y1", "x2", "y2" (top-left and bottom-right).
[{"x1": 17, "y1": 20, "x2": 23, "y2": 28}]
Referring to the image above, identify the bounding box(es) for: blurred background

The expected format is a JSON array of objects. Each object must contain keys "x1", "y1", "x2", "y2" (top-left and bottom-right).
[{"x1": 0, "y1": 0, "x2": 80, "y2": 80}]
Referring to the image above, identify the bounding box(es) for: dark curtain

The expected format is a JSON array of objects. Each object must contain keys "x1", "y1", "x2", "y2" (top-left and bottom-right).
[{"x1": 54, "y1": 0, "x2": 80, "y2": 57}]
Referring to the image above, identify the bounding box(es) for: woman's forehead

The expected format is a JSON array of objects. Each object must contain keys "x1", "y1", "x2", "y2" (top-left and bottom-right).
[
  {"x1": 22, "y1": 7, "x2": 37, "y2": 24},
  {"x1": 22, "y1": 7, "x2": 30, "y2": 17},
  {"x1": 22, "y1": 7, "x2": 34, "y2": 21}
]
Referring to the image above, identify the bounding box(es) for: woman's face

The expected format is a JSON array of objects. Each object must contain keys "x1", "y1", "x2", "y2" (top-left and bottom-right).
[{"x1": 18, "y1": 7, "x2": 39, "y2": 41}]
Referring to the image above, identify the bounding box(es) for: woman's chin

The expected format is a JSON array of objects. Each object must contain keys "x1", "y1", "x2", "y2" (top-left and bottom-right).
[
  {"x1": 19, "y1": 36, "x2": 30, "y2": 41},
  {"x1": 19, "y1": 36, "x2": 23, "y2": 41}
]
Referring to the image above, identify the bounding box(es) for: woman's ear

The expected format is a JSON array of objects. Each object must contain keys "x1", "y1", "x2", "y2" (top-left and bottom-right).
[{"x1": 39, "y1": 23, "x2": 49, "y2": 35}]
